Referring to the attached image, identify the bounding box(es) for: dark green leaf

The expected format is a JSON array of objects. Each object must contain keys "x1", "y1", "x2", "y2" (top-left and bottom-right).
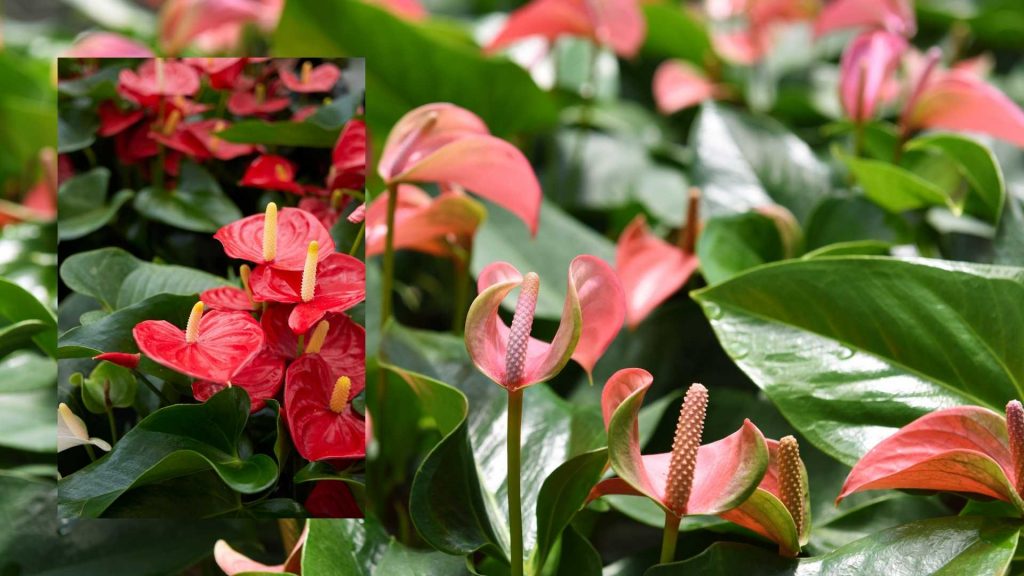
[
  {"x1": 693, "y1": 257, "x2": 1024, "y2": 465},
  {"x1": 533, "y1": 448, "x2": 607, "y2": 573},
  {"x1": 216, "y1": 120, "x2": 340, "y2": 148},
  {"x1": 58, "y1": 387, "x2": 278, "y2": 518},
  {"x1": 273, "y1": 0, "x2": 558, "y2": 137},
  {"x1": 58, "y1": 293, "x2": 195, "y2": 359},
  {"x1": 640, "y1": 3, "x2": 712, "y2": 64},
  {"x1": 0, "y1": 277, "x2": 57, "y2": 358},
  {"x1": 906, "y1": 133, "x2": 1005, "y2": 224},
  {"x1": 133, "y1": 161, "x2": 242, "y2": 233},
  {"x1": 57, "y1": 168, "x2": 133, "y2": 241},
  {"x1": 0, "y1": 353, "x2": 56, "y2": 452},
  {"x1": 697, "y1": 212, "x2": 785, "y2": 285}
]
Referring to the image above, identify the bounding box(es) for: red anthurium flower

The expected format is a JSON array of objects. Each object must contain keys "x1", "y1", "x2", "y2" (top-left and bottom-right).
[
  {"x1": 838, "y1": 401, "x2": 1024, "y2": 512},
  {"x1": 653, "y1": 60, "x2": 721, "y2": 115},
  {"x1": 97, "y1": 102, "x2": 146, "y2": 138},
  {"x1": 839, "y1": 30, "x2": 906, "y2": 122},
  {"x1": 228, "y1": 82, "x2": 291, "y2": 117},
  {"x1": 615, "y1": 189, "x2": 700, "y2": 329},
  {"x1": 215, "y1": 524, "x2": 305, "y2": 575},
  {"x1": 465, "y1": 255, "x2": 625, "y2": 389},
  {"x1": 92, "y1": 352, "x2": 141, "y2": 370},
  {"x1": 193, "y1": 346, "x2": 285, "y2": 412},
  {"x1": 118, "y1": 59, "x2": 201, "y2": 107},
  {"x1": 378, "y1": 103, "x2": 542, "y2": 236},
  {"x1": 328, "y1": 119, "x2": 367, "y2": 192},
  {"x1": 133, "y1": 301, "x2": 264, "y2": 383},
  {"x1": 705, "y1": 0, "x2": 817, "y2": 65},
  {"x1": 365, "y1": 185, "x2": 486, "y2": 258},
  {"x1": 150, "y1": 113, "x2": 211, "y2": 160},
  {"x1": 589, "y1": 369, "x2": 770, "y2": 539},
  {"x1": 279, "y1": 61, "x2": 341, "y2": 93},
  {"x1": 240, "y1": 155, "x2": 304, "y2": 194},
  {"x1": 815, "y1": 0, "x2": 915, "y2": 38},
  {"x1": 485, "y1": 0, "x2": 646, "y2": 58},
  {"x1": 263, "y1": 310, "x2": 365, "y2": 385},
  {"x1": 201, "y1": 283, "x2": 255, "y2": 312},
  {"x1": 250, "y1": 249, "x2": 366, "y2": 334},
  {"x1": 188, "y1": 119, "x2": 258, "y2": 160},
  {"x1": 298, "y1": 196, "x2": 344, "y2": 231},
  {"x1": 719, "y1": 436, "x2": 811, "y2": 557},
  {"x1": 66, "y1": 32, "x2": 154, "y2": 58},
  {"x1": 285, "y1": 354, "x2": 366, "y2": 461},
  {"x1": 215, "y1": 203, "x2": 336, "y2": 270},
  {"x1": 183, "y1": 57, "x2": 248, "y2": 89},
  {"x1": 900, "y1": 49, "x2": 1024, "y2": 148},
  {"x1": 305, "y1": 480, "x2": 363, "y2": 518}
]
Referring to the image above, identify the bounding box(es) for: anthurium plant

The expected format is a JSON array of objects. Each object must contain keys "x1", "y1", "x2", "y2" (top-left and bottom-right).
[
  {"x1": 2, "y1": 0, "x2": 1024, "y2": 573},
  {"x1": 54, "y1": 56, "x2": 367, "y2": 520}
]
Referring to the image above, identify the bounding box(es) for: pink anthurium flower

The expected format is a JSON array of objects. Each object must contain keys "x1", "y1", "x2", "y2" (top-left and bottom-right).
[
  {"x1": 900, "y1": 49, "x2": 1024, "y2": 148},
  {"x1": 279, "y1": 61, "x2": 341, "y2": 93},
  {"x1": 133, "y1": 301, "x2": 264, "y2": 383},
  {"x1": 705, "y1": 0, "x2": 818, "y2": 65},
  {"x1": 365, "y1": 185, "x2": 486, "y2": 258},
  {"x1": 815, "y1": 0, "x2": 915, "y2": 38},
  {"x1": 188, "y1": 119, "x2": 257, "y2": 160},
  {"x1": 285, "y1": 354, "x2": 366, "y2": 461},
  {"x1": 839, "y1": 30, "x2": 907, "y2": 122},
  {"x1": 719, "y1": 436, "x2": 811, "y2": 557},
  {"x1": 615, "y1": 189, "x2": 700, "y2": 329},
  {"x1": 378, "y1": 103, "x2": 542, "y2": 236},
  {"x1": 589, "y1": 368, "x2": 769, "y2": 562},
  {"x1": 838, "y1": 401, "x2": 1024, "y2": 512},
  {"x1": 193, "y1": 346, "x2": 284, "y2": 412},
  {"x1": 215, "y1": 523, "x2": 305, "y2": 575},
  {"x1": 215, "y1": 203, "x2": 336, "y2": 271},
  {"x1": 249, "y1": 250, "x2": 366, "y2": 333},
  {"x1": 328, "y1": 119, "x2": 367, "y2": 193},
  {"x1": 66, "y1": 32, "x2": 154, "y2": 58},
  {"x1": 465, "y1": 255, "x2": 625, "y2": 389},
  {"x1": 652, "y1": 60, "x2": 720, "y2": 115},
  {"x1": 184, "y1": 57, "x2": 248, "y2": 89},
  {"x1": 485, "y1": 0, "x2": 646, "y2": 58},
  {"x1": 240, "y1": 155, "x2": 305, "y2": 194},
  {"x1": 158, "y1": 0, "x2": 271, "y2": 55}
]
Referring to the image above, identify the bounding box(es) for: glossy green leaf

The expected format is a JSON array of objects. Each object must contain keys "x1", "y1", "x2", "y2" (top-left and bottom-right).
[
  {"x1": 58, "y1": 387, "x2": 278, "y2": 518},
  {"x1": 133, "y1": 161, "x2": 242, "y2": 233},
  {"x1": 57, "y1": 168, "x2": 133, "y2": 241},
  {"x1": 0, "y1": 320, "x2": 48, "y2": 359},
  {"x1": 802, "y1": 240, "x2": 891, "y2": 258},
  {"x1": 553, "y1": 524, "x2": 603, "y2": 576},
  {"x1": 0, "y1": 352, "x2": 56, "y2": 452},
  {"x1": 803, "y1": 195, "x2": 910, "y2": 251},
  {"x1": 532, "y1": 448, "x2": 607, "y2": 573},
  {"x1": 652, "y1": 516, "x2": 1020, "y2": 575},
  {"x1": 57, "y1": 105, "x2": 97, "y2": 153},
  {"x1": 58, "y1": 293, "x2": 195, "y2": 358},
  {"x1": 0, "y1": 476, "x2": 261, "y2": 575},
  {"x1": 60, "y1": 247, "x2": 142, "y2": 310},
  {"x1": 116, "y1": 261, "x2": 230, "y2": 309},
  {"x1": 697, "y1": 212, "x2": 785, "y2": 285},
  {"x1": 302, "y1": 520, "x2": 373, "y2": 576},
  {"x1": 906, "y1": 133, "x2": 1005, "y2": 224},
  {"x1": 376, "y1": 538, "x2": 471, "y2": 575},
  {"x1": 216, "y1": 120, "x2": 340, "y2": 148},
  {"x1": 842, "y1": 152, "x2": 952, "y2": 214},
  {"x1": 691, "y1": 102, "x2": 830, "y2": 223},
  {"x1": 273, "y1": 0, "x2": 557, "y2": 138},
  {"x1": 640, "y1": 3, "x2": 712, "y2": 64},
  {"x1": 471, "y1": 197, "x2": 616, "y2": 318},
  {"x1": 0, "y1": 276, "x2": 57, "y2": 358},
  {"x1": 994, "y1": 193, "x2": 1024, "y2": 266},
  {"x1": 693, "y1": 257, "x2": 1024, "y2": 465}
]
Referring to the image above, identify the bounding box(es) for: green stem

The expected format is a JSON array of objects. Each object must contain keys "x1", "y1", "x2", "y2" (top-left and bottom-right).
[
  {"x1": 380, "y1": 183, "x2": 399, "y2": 329},
  {"x1": 83, "y1": 443, "x2": 97, "y2": 462},
  {"x1": 348, "y1": 220, "x2": 365, "y2": 256},
  {"x1": 137, "y1": 373, "x2": 174, "y2": 405},
  {"x1": 451, "y1": 249, "x2": 470, "y2": 335},
  {"x1": 154, "y1": 145, "x2": 166, "y2": 193},
  {"x1": 852, "y1": 119, "x2": 865, "y2": 158},
  {"x1": 507, "y1": 388, "x2": 525, "y2": 576},
  {"x1": 105, "y1": 407, "x2": 118, "y2": 446},
  {"x1": 660, "y1": 512, "x2": 681, "y2": 564}
]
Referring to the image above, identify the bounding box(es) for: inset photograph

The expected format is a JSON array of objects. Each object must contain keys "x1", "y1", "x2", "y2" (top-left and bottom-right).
[{"x1": 56, "y1": 57, "x2": 366, "y2": 519}]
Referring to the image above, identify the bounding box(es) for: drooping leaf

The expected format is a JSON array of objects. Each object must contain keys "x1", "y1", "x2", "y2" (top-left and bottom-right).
[
  {"x1": 58, "y1": 387, "x2": 278, "y2": 518},
  {"x1": 693, "y1": 257, "x2": 1024, "y2": 465}
]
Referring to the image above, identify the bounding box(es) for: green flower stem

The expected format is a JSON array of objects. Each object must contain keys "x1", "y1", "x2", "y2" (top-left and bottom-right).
[
  {"x1": 451, "y1": 247, "x2": 470, "y2": 335},
  {"x1": 83, "y1": 443, "x2": 98, "y2": 462},
  {"x1": 349, "y1": 220, "x2": 365, "y2": 256},
  {"x1": 507, "y1": 388, "x2": 525, "y2": 576},
  {"x1": 137, "y1": 373, "x2": 175, "y2": 406},
  {"x1": 105, "y1": 407, "x2": 118, "y2": 446},
  {"x1": 380, "y1": 183, "x2": 399, "y2": 329},
  {"x1": 660, "y1": 512, "x2": 681, "y2": 565}
]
